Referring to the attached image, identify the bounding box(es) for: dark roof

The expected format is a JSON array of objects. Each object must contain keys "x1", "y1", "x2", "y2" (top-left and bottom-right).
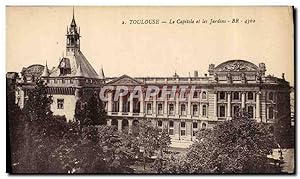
[{"x1": 49, "y1": 50, "x2": 99, "y2": 79}]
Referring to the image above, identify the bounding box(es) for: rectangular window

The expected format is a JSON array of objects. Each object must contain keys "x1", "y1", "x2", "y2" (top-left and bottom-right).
[
  {"x1": 158, "y1": 120, "x2": 162, "y2": 127},
  {"x1": 269, "y1": 92, "x2": 274, "y2": 101},
  {"x1": 248, "y1": 92, "x2": 254, "y2": 100},
  {"x1": 181, "y1": 122, "x2": 185, "y2": 128},
  {"x1": 233, "y1": 105, "x2": 240, "y2": 115},
  {"x1": 219, "y1": 92, "x2": 226, "y2": 100},
  {"x1": 193, "y1": 91, "x2": 199, "y2": 98},
  {"x1": 180, "y1": 130, "x2": 186, "y2": 136},
  {"x1": 192, "y1": 131, "x2": 197, "y2": 136},
  {"x1": 248, "y1": 106, "x2": 254, "y2": 118},
  {"x1": 219, "y1": 105, "x2": 226, "y2": 117},
  {"x1": 269, "y1": 106, "x2": 274, "y2": 119},
  {"x1": 181, "y1": 104, "x2": 186, "y2": 115},
  {"x1": 193, "y1": 122, "x2": 198, "y2": 128},
  {"x1": 233, "y1": 92, "x2": 239, "y2": 100},
  {"x1": 169, "y1": 121, "x2": 174, "y2": 127},
  {"x1": 158, "y1": 103, "x2": 163, "y2": 114},
  {"x1": 202, "y1": 105, "x2": 207, "y2": 117},
  {"x1": 192, "y1": 105, "x2": 198, "y2": 116},
  {"x1": 147, "y1": 103, "x2": 152, "y2": 114},
  {"x1": 169, "y1": 104, "x2": 174, "y2": 115},
  {"x1": 57, "y1": 99, "x2": 64, "y2": 109}
]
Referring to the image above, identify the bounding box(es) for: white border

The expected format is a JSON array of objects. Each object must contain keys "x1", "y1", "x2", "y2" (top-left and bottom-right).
[{"x1": 1, "y1": 0, "x2": 299, "y2": 179}]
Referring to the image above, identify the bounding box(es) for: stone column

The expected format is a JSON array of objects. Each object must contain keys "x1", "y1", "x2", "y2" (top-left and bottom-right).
[
  {"x1": 200, "y1": 103, "x2": 203, "y2": 117},
  {"x1": 164, "y1": 94, "x2": 168, "y2": 116},
  {"x1": 174, "y1": 121, "x2": 180, "y2": 140},
  {"x1": 139, "y1": 92, "x2": 144, "y2": 115},
  {"x1": 241, "y1": 92, "x2": 246, "y2": 109},
  {"x1": 117, "y1": 119, "x2": 122, "y2": 132},
  {"x1": 107, "y1": 92, "x2": 112, "y2": 114},
  {"x1": 214, "y1": 92, "x2": 217, "y2": 117},
  {"x1": 119, "y1": 95, "x2": 123, "y2": 113},
  {"x1": 175, "y1": 91, "x2": 179, "y2": 117},
  {"x1": 186, "y1": 121, "x2": 192, "y2": 141},
  {"x1": 153, "y1": 95, "x2": 157, "y2": 116},
  {"x1": 107, "y1": 119, "x2": 112, "y2": 126},
  {"x1": 227, "y1": 92, "x2": 231, "y2": 119},
  {"x1": 256, "y1": 92, "x2": 261, "y2": 122},
  {"x1": 129, "y1": 92, "x2": 133, "y2": 114},
  {"x1": 128, "y1": 119, "x2": 133, "y2": 134},
  {"x1": 187, "y1": 92, "x2": 191, "y2": 117}
]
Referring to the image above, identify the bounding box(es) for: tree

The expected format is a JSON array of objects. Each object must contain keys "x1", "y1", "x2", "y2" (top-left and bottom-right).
[
  {"x1": 120, "y1": 120, "x2": 171, "y2": 172},
  {"x1": 14, "y1": 80, "x2": 69, "y2": 173},
  {"x1": 7, "y1": 79, "x2": 24, "y2": 173},
  {"x1": 49, "y1": 125, "x2": 134, "y2": 173},
  {"x1": 74, "y1": 94, "x2": 107, "y2": 126},
  {"x1": 159, "y1": 109, "x2": 277, "y2": 174}
]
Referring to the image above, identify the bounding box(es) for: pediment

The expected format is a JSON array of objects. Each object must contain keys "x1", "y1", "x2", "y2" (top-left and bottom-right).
[{"x1": 107, "y1": 75, "x2": 142, "y2": 85}]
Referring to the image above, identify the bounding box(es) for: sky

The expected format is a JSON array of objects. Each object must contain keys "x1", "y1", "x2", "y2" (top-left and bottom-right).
[{"x1": 6, "y1": 6, "x2": 294, "y2": 85}]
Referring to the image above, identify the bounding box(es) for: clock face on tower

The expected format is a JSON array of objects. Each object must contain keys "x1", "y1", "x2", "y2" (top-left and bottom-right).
[{"x1": 61, "y1": 61, "x2": 65, "y2": 68}]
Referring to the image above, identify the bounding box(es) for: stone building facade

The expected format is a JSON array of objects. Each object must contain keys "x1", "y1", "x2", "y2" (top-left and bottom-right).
[{"x1": 12, "y1": 12, "x2": 292, "y2": 147}]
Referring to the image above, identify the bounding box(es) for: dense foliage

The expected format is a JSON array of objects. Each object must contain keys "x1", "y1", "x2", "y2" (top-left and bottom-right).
[
  {"x1": 157, "y1": 110, "x2": 277, "y2": 174},
  {"x1": 8, "y1": 80, "x2": 172, "y2": 173},
  {"x1": 74, "y1": 94, "x2": 107, "y2": 126}
]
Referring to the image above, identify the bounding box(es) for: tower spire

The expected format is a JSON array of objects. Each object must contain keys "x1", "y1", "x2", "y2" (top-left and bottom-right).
[
  {"x1": 70, "y1": 6, "x2": 76, "y2": 27},
  {"x1": 41, "y1": 60, "x2": 50, "y2": 77},
  {"x1": 66, "y1": 6, "x2": 80, "y2": 55}
]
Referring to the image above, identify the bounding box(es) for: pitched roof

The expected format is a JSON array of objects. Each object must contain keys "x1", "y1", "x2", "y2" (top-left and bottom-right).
[
  {"x1": 49, "y1": 50, "x2": 99, "y2": 79},
  {"x1": 106, "y1": 74, "x2": 143, "y2": 85},
  {"x1": 41, "y1": 62, "x2": 50, "y2": 77}
]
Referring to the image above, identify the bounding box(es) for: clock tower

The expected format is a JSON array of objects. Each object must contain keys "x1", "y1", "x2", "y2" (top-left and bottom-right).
[{"x1": 66, "y1": 8, "x2": 80, "y2": 56}]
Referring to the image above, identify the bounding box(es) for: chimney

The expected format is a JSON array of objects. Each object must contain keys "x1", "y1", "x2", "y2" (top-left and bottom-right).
[{"x1": 194, "y1": 70, "x2": 198, "y2": 77}]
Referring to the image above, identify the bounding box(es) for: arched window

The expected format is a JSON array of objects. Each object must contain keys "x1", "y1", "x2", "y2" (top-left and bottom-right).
[
  {"x1": 202, "y1": 123, "x2": 207, "y2": 129},
  {"x1": 202, "y1": 91, "x2": 207, "y2": 99}
]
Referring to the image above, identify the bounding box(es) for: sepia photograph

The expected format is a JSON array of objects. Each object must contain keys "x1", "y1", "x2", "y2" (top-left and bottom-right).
[{"x1": 6, "y1": 6, "x2": 295, "y2": 174}]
